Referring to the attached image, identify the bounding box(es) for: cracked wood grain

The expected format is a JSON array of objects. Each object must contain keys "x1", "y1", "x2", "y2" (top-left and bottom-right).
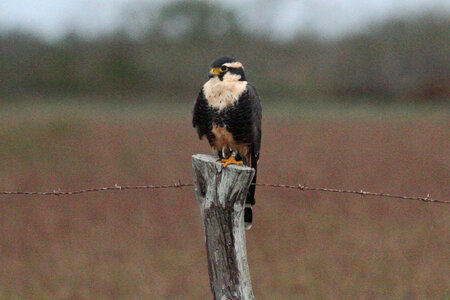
[{"x1": 192, "y1": 154, "x2": 255, "y2": 300}]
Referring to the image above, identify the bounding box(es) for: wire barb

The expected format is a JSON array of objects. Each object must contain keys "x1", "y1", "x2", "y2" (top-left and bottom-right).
[
  {"x1": 0, "y1": 182, "x2": 448, "y2": 204},
  {"x1": 253, "y1": 183, "x2": 448, "y2": 204}
]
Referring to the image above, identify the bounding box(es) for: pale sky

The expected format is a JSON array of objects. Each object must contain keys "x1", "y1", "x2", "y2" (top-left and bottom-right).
[{"x1": 0, "y1": 0, "x2": 448, "y2": 39}]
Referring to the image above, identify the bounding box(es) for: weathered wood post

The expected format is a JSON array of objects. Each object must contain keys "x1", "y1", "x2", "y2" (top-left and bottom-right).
[{"x1": 192, "y1": 154, "x2": 255, "y2": 300}]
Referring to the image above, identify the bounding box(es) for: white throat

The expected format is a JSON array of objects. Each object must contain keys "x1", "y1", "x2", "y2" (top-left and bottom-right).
[{"x1": 203, "y1": 74, "x2": 247, "y2": 110}]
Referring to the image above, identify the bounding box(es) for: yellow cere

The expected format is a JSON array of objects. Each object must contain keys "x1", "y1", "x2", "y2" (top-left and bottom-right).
[{"x1": 211, "y1": 68, "x2": 220, "y2": 75}]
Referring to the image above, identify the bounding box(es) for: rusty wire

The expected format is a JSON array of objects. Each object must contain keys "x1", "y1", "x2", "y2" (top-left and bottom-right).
[{"x1": 0, "y1": 182, "x2": 448, "y2": 204}]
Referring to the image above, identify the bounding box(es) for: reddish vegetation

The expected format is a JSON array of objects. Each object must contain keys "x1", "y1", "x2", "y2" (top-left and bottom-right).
[{"x1": 0, "y1": 111, "x2": 448, "y2": 299}]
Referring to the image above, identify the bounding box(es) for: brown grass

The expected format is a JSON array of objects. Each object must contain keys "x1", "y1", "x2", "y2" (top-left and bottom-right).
[{"x1": 0, "y1": 104, "x2": 449, "y2": 299}]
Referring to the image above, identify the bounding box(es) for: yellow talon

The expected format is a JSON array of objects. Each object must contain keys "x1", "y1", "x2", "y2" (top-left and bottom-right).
[{"x1": 220, "y1": 156, "x2": 244, "y2": 167}]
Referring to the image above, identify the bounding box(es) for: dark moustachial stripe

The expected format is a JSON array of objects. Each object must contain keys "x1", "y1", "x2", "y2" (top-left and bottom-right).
[{"x1": 229, "y1": 67, "x2": 246, "y2": 81}]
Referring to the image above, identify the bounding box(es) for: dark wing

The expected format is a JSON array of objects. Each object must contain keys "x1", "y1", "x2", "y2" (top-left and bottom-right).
[
  {"x1": 247, "y1": 83, "x2": 262, "y2": 162},
  {"x1": 246, "y1": 83, "x2": 261, "y2": 207},
  {"x1": 192, "y1": 89, "x2": 214, "y2": 144}
]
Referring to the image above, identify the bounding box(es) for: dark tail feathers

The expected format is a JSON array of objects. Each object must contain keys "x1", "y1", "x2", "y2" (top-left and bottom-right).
[{"x1": 245, "y1": 155, "x2": 257, "y2": 230}]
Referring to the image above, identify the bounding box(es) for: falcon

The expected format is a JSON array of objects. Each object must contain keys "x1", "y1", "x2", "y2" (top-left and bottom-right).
[{"x1": 192, "y1": 56, "x2": 262, "y2": 230}]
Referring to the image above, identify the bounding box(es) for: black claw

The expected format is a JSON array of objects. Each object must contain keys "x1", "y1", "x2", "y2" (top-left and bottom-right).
[
  {"x1": 235, "y1": 152, "x2": 243, "y2": 162},
  {"x1": 223, "y1": 148, "x2": 232, "y2": 159}
]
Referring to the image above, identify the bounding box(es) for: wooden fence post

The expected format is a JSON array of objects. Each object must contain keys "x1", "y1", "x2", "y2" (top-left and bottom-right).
[{"x1": 192, "y1": 154, "x2": 255, "y2": 300}]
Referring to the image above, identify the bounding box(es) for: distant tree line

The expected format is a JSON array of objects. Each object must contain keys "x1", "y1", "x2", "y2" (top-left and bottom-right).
[{"x1": 0, "y1": 1, "x2": 448, "y2": 103}]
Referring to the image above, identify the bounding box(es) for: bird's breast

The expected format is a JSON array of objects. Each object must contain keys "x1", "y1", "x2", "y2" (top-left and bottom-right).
[
  {"x1": 211, "y1": 124, "x2": 249, "y2": 158},
  {"x1": 212, "y1": 125, "x2": 235, "y2": 147},
  {"x1": 203, "y1": 78, "x2": 247, "y2": 110}
]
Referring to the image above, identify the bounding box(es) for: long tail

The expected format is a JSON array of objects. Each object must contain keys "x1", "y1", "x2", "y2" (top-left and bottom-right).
[{"x1": 244, "y1": 154, "x2": 257, "y2": 230}]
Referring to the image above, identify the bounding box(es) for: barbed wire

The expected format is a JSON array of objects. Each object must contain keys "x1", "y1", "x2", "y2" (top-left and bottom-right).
[
  {"x1": 0, "y1": 182, "x2": 448, "y2": 204},
  {"x1": 0, "y1": 182, "x2": 194, "y2": 196},
  {"x1": 255, "y1": 183, "x2": 448, "y2": 204}
]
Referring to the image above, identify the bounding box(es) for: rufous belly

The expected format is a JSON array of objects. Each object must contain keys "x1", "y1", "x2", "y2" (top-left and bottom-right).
[{"x1": 212, "y1": 125, "x2": 249, "y2": 159}]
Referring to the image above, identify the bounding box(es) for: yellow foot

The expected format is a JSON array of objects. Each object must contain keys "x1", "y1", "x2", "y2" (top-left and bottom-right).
[{"x1": 220, "y1": 156, "x2": 244, "y2": 167}]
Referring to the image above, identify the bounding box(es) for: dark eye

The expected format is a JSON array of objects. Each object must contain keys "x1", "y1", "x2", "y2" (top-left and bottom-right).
[{"x1": 220, "y1": 66, "x2": 228, "y2": 72}]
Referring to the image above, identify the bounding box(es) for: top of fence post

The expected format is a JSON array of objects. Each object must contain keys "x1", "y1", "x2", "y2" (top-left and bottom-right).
[{"x1": 192, "y1": 154, "x2": 255, "y2": 300}]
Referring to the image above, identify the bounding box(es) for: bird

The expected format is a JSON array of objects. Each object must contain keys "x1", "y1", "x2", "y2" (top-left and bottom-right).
[{"x1": 192, "y1": 56, "x2": 262, "y2": 230}]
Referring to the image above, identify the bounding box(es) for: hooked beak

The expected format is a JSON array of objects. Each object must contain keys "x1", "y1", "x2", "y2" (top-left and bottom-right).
[{"x1": 209, "y1": 67, "x2": 220, "y2": 78}]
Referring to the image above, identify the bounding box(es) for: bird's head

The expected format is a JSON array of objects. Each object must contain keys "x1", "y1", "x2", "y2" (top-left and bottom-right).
[{"x1": 209, "y1": 56, "x2": 246, "y2": 82}]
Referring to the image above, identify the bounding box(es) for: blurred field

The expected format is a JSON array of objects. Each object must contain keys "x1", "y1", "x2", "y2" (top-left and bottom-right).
[{"x1": 0, "y1": 101, "x2": 449, "y2": 299}]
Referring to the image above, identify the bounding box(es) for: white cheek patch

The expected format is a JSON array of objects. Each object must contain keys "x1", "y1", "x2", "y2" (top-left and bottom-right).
[
  {"x1": 222, "y1": 72, "x2": 241, "y2": 82},
  {"x1": 203, "y1": 77, "x2": 247, "y2": 110},
  {"x1": 223, "y1": 62, "x2": 244, "y2": 69}
]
